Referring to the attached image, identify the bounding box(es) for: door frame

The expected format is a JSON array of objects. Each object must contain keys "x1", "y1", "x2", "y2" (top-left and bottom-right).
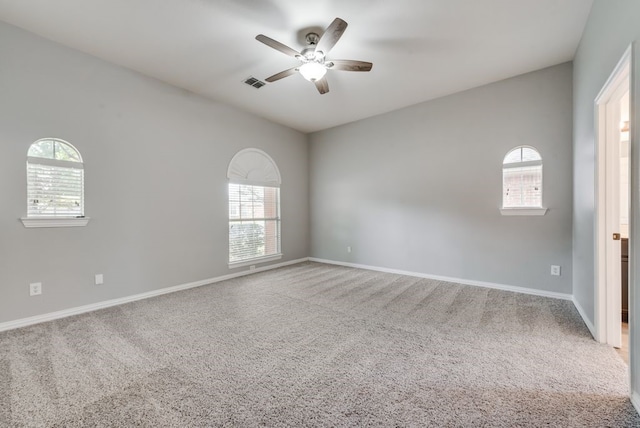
[{"x1": 595, "y1": 46, "x2": 631, "y2": 347}]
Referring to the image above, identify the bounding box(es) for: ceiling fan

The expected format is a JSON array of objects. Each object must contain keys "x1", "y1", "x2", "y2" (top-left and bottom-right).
[{"x1": 255, "y1": 17, "x2": 373, "y2": 94}]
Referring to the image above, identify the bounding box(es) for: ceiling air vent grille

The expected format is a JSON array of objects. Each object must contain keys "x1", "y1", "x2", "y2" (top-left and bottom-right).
[{"x1": 243, "y1": 76, "x2": 266, "y2": 89}]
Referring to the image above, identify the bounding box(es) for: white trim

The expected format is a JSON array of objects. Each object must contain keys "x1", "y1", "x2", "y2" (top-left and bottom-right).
[
  {"x1": 503, "y1": 160, "x2": 542, "y2": 169},
  {"x1": 632, "y1": 391, "x2": 640, "y2": 416},
  {"x1": 594, "y1": 46, "x2": 632, "y2": 346},
  {"x1": 229, "y1": 179, "x2": 280, "y2": 187},
  {"x1": 500, "y1": 208, "x2": 548, "y2": 216},
  {"x1": 595, "y1": 46, "x2": 633, "y2": 104},
  {"x1": 21, "y1": 217, "x2": 90, "y2": 228},
  {"x1": 0, "y1": 257, "x2": 308, "y2": 332},
  {"x1": 630, "y1": 38, "x2": 640, "y2": 413},
  {"x1": 229, "y1": 217, "x2": 280, "y2": 223},
  {"x1": 228, "y1": 254, "x2": 282, "y2": 269},
  {"x1": 27, "y1": 156, "x2": 83, "y2": 169},
  {"x1": 308, "y1": 258, "x2": 572, "y2": 301},
  {"x1": 596, "y1": 90, "x2": 608, "y2": 343},
  {"x1": 572, "y1": 296, "x2": 597, "y2": 339}
]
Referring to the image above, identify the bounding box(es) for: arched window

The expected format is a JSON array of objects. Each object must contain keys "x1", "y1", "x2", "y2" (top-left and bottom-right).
[
  {"x1": 26, "y1": 138, "x2": 84, "y2": 218},
  {"x1": 502, "y1": 146, "x2": 543, "y2": 209},
  {"x1": 227, "y1": 148, "x2": 281, "y2": 267}
]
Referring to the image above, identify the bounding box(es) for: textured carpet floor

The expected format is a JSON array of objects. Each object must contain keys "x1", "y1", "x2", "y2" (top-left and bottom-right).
[{"x1": 1, "y1": 262, "x2": 638, "y2": 427}]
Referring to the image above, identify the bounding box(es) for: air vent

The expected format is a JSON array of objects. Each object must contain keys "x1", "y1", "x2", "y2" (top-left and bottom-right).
[{"x1": 243, "y1": 76, "x2": 266, "y2": 89}]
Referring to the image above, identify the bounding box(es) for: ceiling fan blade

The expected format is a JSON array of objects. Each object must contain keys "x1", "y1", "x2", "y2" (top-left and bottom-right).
[
  {"x1": 256, "y1": 34, "x2": 301, "y2": 58},
  {"x1": 327, "y1": 60, "x2": 373, "y2": 72},
  {"x1": 315, "y1": 18, "x2": 348, "y2": 56},
  {"x1": 314, "y1": 76, "x2": 329, "y2": 94},
  {"x1": 265, "y1": 67, "x2": 298, "y2": 82}
]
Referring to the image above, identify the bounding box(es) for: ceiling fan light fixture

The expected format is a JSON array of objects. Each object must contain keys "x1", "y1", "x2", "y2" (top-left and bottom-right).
[{"x1": 299, "y1": 62, "x2": 327, "y2": 82}]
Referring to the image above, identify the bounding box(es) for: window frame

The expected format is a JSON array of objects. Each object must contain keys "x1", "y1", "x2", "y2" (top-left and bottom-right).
[
  {"x1": 21, "y1": 138, "x2": 90, "y2": 228},
  {"x1": 500, "y1": 146, "x2": 548, "y2": 216},
  {"x1": 228, "y1": 182, "x2": 282, "y2": 268},
  {"x1": 227, "y1": 148, "x2": 282, "y2": 268}
]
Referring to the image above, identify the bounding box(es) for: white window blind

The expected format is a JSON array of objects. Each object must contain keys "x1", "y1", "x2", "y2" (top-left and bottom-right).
[
  {"x1": 26, "y1": 139, "x2": 84, "y2": 218},
  {"x1": 228, "y1": 183, "x2": 280, "y2": 264},
  {"x1": 502, "y1": 146, "x2": 542, "y2": 208}
]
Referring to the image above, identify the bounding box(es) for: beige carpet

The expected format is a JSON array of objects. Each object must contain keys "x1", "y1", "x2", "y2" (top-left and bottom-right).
[{"x1": 1, "y1": 262, "x2": 638, "y2": 427}]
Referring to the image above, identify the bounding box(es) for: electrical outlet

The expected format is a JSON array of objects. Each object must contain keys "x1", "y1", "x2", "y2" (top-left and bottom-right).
[
  {"x1": 347, "y1": 246, "x2": 352, "y2": 253},
  {"x1": 95, "y1": 274, "x2": 104, "y2": 285},
  {"x1": 29, "y1": 282, "x2": 42, "y2": 296},
  {"x1": 551, "y1": 265, "x2": 561, "y2": 276}
]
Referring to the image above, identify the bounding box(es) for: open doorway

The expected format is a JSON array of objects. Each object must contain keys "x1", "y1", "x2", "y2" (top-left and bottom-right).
[{"x1": 595, "y1": 48, "x2": 631, "y2": 364}]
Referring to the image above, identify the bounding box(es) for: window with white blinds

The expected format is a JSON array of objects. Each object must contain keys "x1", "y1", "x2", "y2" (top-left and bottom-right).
[
  {"x1": 26, "y1": 139, "x2": 84, "y2": 217},
  {"x1": 502, "y1": 146, "x2": 542, "y2": 208},
  {"x1": 228, "y1": 183, "x2": 280, "y2": 264},
  {"x1": 227, "y1": 148, "x2": 282, "y2": 267}
]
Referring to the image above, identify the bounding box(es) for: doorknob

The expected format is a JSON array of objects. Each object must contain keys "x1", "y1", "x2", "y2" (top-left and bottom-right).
[{"x1": 613, "y1": 233, "x2": 621, "y2": 241}]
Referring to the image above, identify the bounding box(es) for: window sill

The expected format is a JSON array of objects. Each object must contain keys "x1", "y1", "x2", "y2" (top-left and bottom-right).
[
  {"x1": 228, "y1": 254, "x2": 282, "y2": 269},
  {"x1": 500, "y1": 208, "x2": 547, "y2": 216},
  {"x1": 21, "y1": 217, "x2": 90, "y2": 228}
]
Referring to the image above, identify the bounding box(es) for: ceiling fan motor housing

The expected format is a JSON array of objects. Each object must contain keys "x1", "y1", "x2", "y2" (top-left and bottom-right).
[
  {"x1": 305, "y1": 32, "x2": 320, "y2": 46},
  {"x1": 302, "y1": 33, "x2": 324, "y2": 62}
]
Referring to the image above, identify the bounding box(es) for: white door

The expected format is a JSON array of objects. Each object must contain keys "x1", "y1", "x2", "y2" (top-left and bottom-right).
[
  {"x1": 595, "y1": 50, "x2": 630, "y2": 348},
  {"x1": 605, "y1": 80, "x2": 628, "y2": 348}
]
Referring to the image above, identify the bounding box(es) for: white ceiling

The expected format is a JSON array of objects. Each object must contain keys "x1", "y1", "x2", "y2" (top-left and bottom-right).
[{"x1": 0, "y1": 0, "x2": 593, "y2": 133}]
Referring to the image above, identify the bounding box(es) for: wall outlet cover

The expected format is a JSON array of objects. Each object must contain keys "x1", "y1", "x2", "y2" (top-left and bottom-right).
[{"x1": 29, "y1": 282, "x2": 42, "y2": 296}]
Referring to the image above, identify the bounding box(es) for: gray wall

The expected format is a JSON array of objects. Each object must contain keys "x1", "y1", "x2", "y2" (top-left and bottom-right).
[
  {"x1": 0, "y1": 22, "x2": 309, "y2": 324},
  {"x1": 572, "y1": 0, "x2": 640, "y2": 404},
  {"x1": 572, "y1": 0, "x2": 640, "y2": 329},
  {"x1": 310, "y1": 63, "x2": 573, "y2": 294}
]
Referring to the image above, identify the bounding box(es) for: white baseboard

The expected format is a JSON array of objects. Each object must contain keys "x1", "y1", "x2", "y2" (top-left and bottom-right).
[
  {"x1": 308, "y1": 258, "x2": 573, "y2": 301},
  {"x1": 632, "y1": 391, "x2": 640, "y2": 416},
  {"x1": 571, "y1": 296, "x2": 596, "y2": 339},
  {"x1": 0, "y1": 257, "x2": 309, "y2": 332},
  {"x1": 0, "y1": 257, "x2": 582, "y2": 333}
]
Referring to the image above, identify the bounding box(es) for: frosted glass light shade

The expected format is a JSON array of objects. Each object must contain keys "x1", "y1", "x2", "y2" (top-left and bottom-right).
[{"x1": 299, "y1": 62, "x2": 327, "y2": 81}]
